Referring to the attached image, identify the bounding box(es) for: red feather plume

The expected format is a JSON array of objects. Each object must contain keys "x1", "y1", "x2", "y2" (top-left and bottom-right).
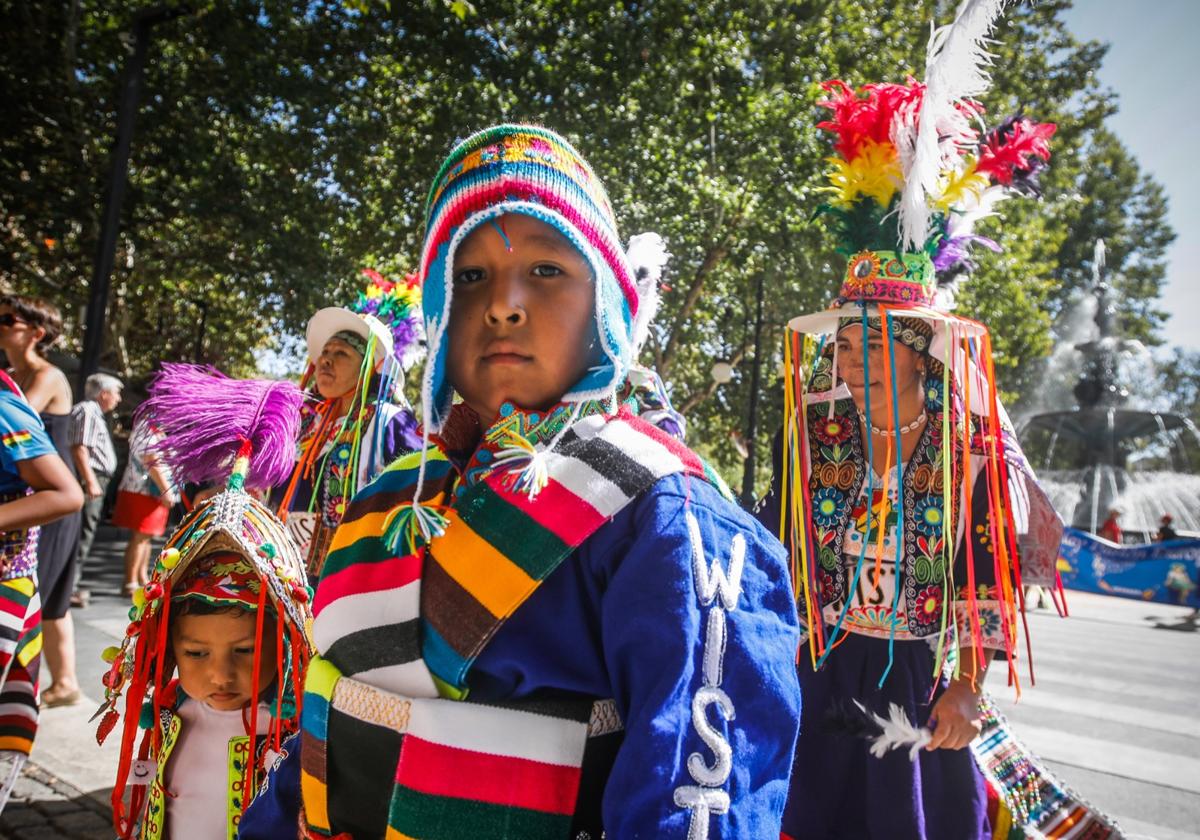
[
  {"x1": 817, "y1": 78, "x2": 926, "y2": 161},
  {"x1": 975, "y1": 118, "x2": 1057, "y2": 185}
]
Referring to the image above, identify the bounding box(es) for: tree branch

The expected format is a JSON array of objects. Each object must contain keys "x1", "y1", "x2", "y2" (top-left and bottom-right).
[{"x1": 659, "y1": 239, "x2": 729, "y2": 378}]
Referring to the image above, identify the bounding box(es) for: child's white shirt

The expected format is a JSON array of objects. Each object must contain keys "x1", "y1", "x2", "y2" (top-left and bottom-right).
[{"x1": 164, "y1": 697, "x2": 271, "y2": 840}]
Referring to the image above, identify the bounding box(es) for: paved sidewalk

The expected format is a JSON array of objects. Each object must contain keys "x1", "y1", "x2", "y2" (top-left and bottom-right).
[
  {"x1": 0, "y1": 763, "x2": 112, "y2": 840},
  {"x1": 1, "y1": 525, "x2": 150, "y2": 838},
  {"x1": 3, "y1": 523, "x2": 1198, "y2": 839}
]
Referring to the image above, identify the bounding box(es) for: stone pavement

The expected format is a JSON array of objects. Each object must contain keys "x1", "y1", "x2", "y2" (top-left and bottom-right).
[
  {"x1": 1, "y1": 525, "x2": 149, "y2": 839},
  {"x1": 986, "y1": 591, "x2": 1200, "y2": 840},
  {"x1": 0, "y1": 763, "x2": 112, "y2": 840}
]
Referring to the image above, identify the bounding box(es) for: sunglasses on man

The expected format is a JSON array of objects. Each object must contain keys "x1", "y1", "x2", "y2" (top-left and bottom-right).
[{"x1": 0, "y1": 313, "x2": 27, "y2": 328}]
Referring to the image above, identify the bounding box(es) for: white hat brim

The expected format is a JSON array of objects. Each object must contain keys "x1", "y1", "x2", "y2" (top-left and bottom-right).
[
  {"x1": 306, "y1": 308, "x2": 395, "y2": 370},
  {"x1": 790, "y1": 302, "x2": 1004, "y2": 419},
  {"x1": 787, "y1": 302, "x2": 987, "y2": 337}
]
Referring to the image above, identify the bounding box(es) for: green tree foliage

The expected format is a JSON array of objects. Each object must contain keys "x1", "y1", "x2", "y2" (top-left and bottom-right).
[{"x1": 0, "y1": 0, "x2": 1178, "y2": 493}]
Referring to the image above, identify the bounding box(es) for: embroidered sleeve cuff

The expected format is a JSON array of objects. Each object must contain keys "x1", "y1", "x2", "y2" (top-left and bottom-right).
[{"x1": 952, "y1": 597, "x2": 1008, "y2": 651}]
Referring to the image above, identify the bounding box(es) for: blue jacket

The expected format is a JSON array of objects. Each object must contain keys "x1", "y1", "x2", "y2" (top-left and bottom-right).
[{"x1": 240, "y1": 473, "x2": 800, "y2": 838}]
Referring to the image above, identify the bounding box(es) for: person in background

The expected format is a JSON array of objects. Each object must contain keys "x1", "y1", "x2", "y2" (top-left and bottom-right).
[
  {"x1": 0, "y1": 294, "x2": 84, "y2": 708},
  {"x1": 1098, "y1": 508, "x2": 1122, "y2": 544},
  {"x1": 0, "y1": 368, "x2": 83, "y2": 809},
  {"x1": 68, "y1": 373, "x2": 123, "y2": 608},
  {"x1": 273, "y1": 271, "x2": 424, "y2": 579},
  {"x1": 111, "y1": 416, "x2": 178, "y2": 594},
  {"x1": 1156, "y1": 514, "x2": 1179, "y2": 543}
]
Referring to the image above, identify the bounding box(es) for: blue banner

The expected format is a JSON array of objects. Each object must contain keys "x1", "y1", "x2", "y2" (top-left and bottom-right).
[{"x1": 1057, "y1": 527, "x2": 1200, "y2": 608}]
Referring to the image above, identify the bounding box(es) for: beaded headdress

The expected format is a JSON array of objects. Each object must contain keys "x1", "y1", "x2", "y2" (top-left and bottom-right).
[{"x1": 94, "y1": 365, "x2": 312, "y2": 838}]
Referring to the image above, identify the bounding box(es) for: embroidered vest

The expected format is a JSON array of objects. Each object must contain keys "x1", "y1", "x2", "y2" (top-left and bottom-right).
[
  {"x1": 804, "y1": 398, "x2": 966, "y2": 637},
  {"x1": 301, "y1": 409, "x2": 727, "y2": 839},
  {"x1": 141, "y1": 709, "x2": 261, "y2": 840}
]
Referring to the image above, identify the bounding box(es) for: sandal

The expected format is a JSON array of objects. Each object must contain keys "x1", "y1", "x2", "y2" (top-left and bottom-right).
[{"x1": 40, "y1": 686, "x2": 83, "y2": 708}]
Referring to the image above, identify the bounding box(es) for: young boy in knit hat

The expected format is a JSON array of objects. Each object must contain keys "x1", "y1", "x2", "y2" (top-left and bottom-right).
[{"x1": 241, "y1": 124, "x2": 800, "y2": 839}]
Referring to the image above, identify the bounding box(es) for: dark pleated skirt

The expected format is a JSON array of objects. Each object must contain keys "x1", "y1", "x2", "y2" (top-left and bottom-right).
[
  {"x1": 782, "y1": 631, "x2": 989, "y2": 840},
  {"x1": 34, "y1": 412, "x2": 81, "y2": 619}
]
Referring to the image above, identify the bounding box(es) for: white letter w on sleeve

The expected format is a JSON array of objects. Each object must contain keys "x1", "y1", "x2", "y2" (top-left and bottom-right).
[
  {"x1": 674, "y1": 511, "x2": 746, "y2": 839},
  {"x1": 687, "y1": 511, "x2": 745, "y2": 611}
]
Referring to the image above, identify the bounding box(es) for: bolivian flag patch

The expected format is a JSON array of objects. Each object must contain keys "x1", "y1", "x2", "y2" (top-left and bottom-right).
[{"x1": 1, "y1": 431, "x2": 32, "y2": 448}]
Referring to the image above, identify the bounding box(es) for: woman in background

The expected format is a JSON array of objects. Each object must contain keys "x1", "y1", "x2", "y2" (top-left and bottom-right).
[{"x1": 0, "y1": 295, "x2": 83, "y2": 708}]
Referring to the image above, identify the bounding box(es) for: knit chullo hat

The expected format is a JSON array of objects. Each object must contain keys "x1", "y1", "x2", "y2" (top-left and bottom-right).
[{"x1": 418, "y1": 124, "x2": 639, "y2": 433}]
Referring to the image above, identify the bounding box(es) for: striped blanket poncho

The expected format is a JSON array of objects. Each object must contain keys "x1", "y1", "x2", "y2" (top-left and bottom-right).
[{"x1": 301, "y1": 408, "x2": 736, "y2": 838}]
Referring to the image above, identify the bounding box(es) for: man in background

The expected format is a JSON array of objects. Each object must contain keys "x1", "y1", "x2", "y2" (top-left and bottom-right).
[{"x1": 68, "y1": 372, "x2": 122, "y2": 608}]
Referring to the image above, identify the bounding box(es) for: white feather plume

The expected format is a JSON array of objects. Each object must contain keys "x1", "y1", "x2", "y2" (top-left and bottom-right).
[
  {"x1": 855, "y1": 700, "x2": 933, "y2": 761},
  {"x1": 946, "y1": 183, "x2": 1008, "y2": 239},
  {"x1": 626, "y1": 232, "x2": 671, "y2": 354},
  {"x1": 896, "y1": 0, "x2": 1010, "y2": 251}
]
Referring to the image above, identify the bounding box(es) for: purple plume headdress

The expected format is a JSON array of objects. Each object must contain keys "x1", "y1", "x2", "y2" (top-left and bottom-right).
[{"x1": 136, "y1": 363, "x2": 303, "y2": 490}]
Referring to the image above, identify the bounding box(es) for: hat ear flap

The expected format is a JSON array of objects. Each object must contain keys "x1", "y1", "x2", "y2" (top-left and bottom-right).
[{"x1": 626, "y1": 232, "x2": 671, "y2": 355}]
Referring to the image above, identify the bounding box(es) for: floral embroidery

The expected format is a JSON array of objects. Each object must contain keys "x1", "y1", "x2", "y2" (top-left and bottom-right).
[
  {"x1": 331, "y1": 442, "x2": 353, "y2": 466},
  {"x1": 818, "y1": 569, "x2": 839, "y2": 603},
  {"x1": 813, "y1": 416, "x2": 852, "y2": 446},
  {"x1": 813, "y1": 488, "x2": 847, "y2": 528},
  {"x1": 913, "y1": 496, "x2": 943, "y2": 535},
  {"x1": 845, "y1": 604, "x2": 906, "y2": 633},
  {"x1": 913, "y1": 585, "x2": 943, "y2": 625}
]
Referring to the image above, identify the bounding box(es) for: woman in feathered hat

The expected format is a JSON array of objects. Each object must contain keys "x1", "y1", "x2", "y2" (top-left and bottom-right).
[
  {"x1": 274, "y1": 272, "x2": 425, "y2": 578},
  {"x1": 757, "y1": 3, "x2": 1117, "y2": 837}
]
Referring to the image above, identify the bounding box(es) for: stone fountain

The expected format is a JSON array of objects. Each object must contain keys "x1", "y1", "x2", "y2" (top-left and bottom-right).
[{"x1": 1019, "y1": 242, "x2": 1200, "y2": 538}]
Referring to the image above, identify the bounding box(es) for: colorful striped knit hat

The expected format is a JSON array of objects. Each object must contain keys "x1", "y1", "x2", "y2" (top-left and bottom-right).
[{"x1": 418, "y1": 124, "x2": 638, "y2": 432}]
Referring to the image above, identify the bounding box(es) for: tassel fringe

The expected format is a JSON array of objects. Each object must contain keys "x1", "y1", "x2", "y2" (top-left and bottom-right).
[
  {"x1": 383, "y1": 500, "x2": 448, "y2": 556},
  {"x1": 488, "y1": 426, "x2": 550, "y2": 500}
]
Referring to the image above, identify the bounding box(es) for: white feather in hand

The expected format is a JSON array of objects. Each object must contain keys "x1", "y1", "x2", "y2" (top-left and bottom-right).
[{"x1": 855, "y1": 700, "x2": 933, "y2": 761}]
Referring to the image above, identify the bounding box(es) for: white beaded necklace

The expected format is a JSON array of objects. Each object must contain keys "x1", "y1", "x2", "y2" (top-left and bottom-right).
[{"x1": 861, "y1": 409, "x2": 927, "y2": 437}]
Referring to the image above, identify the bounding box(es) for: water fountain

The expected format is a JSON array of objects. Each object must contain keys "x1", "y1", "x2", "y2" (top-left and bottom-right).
[{"x1": 1019, "y1": 242, "x2": 1200, "y2": 538}]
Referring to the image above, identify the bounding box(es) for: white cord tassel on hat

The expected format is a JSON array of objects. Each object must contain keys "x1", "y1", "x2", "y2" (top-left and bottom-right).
[
  {"x1": 627, "y1": 232, "x2": 671, "y2": 355},
  {"x1": 856, "y1": 700, "x2": 933, "y2": 760}
]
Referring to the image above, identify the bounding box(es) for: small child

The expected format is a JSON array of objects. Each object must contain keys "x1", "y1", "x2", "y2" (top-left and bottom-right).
[
  {"x1": 95, "y1": 368, "x2": 313, "y2": 839},
  {"x1": 242, "y1": 124, "x2": 801, "y2": 838}
]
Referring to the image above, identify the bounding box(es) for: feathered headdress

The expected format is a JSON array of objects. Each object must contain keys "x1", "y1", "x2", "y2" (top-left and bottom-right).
[
  {"x1": 780, "y1": 0, "x2": 1057, "y2": 691},
  {"x1": 800, "y1": 0, "x2": 1055, "y2": 329},
  {"x1": 354, "y1": 268, "x2": 426, "y2": 372},
  {"x1": 96, "y1": 366, "x2": 312, "y2": 839}
]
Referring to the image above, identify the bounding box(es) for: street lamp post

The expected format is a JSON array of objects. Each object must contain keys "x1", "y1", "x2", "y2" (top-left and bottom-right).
[
  {"x1": 78, "y1": 4, "x2": 189, "y2": 390},
  {"x1": 740, "y1": 270, "x2": 766, "y2": 507}
]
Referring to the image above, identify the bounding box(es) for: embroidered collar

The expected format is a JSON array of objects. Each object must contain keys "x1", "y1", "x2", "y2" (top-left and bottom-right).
[{"x1": 429, "y1": 399, "x2": 613, "y2": 493}]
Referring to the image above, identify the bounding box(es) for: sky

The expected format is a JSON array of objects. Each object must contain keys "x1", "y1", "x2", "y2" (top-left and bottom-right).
[{"x1": 1061, "y1": 0, "x2": 1200, "y2": 351}]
